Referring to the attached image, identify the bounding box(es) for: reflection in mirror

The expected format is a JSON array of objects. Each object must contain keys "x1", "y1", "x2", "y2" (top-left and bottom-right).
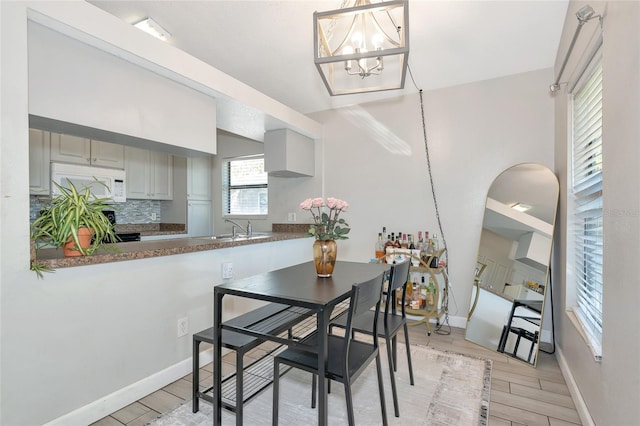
[{"x1": 465, "y1": 163, "x2": 558, "y2": 366}]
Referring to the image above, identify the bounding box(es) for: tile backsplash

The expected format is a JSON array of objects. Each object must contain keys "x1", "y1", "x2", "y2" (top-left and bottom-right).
[{"x1": 30, "y1": 196, "x2": 162, "y2": 224}]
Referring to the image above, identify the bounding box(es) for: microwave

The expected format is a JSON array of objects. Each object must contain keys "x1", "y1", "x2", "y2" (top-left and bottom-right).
[{"x1": 51, "y1": 163, "x2": 126, "y2": 203}]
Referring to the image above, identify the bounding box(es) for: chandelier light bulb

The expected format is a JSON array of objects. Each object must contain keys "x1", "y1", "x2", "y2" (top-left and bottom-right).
[
  {"x1": 351, "y1": 31, "x2": 363, "y2": 49},
  {"x1": 372, "y1": 33, "x2": 384, "y2": 49}
]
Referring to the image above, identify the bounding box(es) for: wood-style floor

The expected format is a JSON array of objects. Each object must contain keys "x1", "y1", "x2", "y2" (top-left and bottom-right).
[{"x1": 92, "y1": 325, "x2": 581, "y2": 426}]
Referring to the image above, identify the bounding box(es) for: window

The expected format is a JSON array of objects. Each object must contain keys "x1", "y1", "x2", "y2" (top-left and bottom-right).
[
  {"x1": 222, "y1": 155, "x2": 268, "y2": 215},
  {"x1": 570, "y1": 60, "x2": 603, "y2": 358}
]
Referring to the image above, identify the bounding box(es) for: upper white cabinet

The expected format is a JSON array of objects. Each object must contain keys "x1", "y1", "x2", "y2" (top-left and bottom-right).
[
  {"x1": 264, "y1": 129, "x2": 314, "y2": 177},
  {"x1": 187, "y1": 156, "x2": 212, "y2": 200},
  {"x1": 91, "y1": 140, "x2": 125, "y2": 169},
  {"x1": 124, "y1": 146, "x2": 173, "y2": 200},
  {"x1": 29, "y1": 129, "x2": 51, "y2": 195},
  {"x1": 50, "y1": 133, "x2": 124, "y2": 168}
]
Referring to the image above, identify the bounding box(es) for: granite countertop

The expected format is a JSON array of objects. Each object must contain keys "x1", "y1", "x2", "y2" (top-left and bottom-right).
[
  {"x1": 31, "y1": 224, "x2": 313, "y2": 270},
  {"x1": 115, "y1": 223, "x2": 186, "y2": 236},
  {"x1": 33, "y1": 231, "x2": 309, "y2": 270},
  {"x1": 478, "y1": 282, "x2": 515, "y2": 302}
]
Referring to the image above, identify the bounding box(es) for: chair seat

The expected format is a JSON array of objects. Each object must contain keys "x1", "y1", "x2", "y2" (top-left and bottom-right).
[
  {"x1": 276, "y1": 333, "x2": 377, "y2": 381},
  {"x1": 331, "y1": 309, "x2": 405, "y2": 337}
]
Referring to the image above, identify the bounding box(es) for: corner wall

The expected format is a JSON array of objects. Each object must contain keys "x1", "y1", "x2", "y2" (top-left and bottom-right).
[{"x1": 552, "y1": 1, "x2": 640, "y2": 424}]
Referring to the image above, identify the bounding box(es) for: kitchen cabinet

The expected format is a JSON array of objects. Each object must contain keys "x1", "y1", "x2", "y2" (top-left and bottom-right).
[
  {"x1": 124, "y1": 146, "x2": 173, "y2": 200},
  {"x1": 29, "y1": 129, "x2": 51, "y2": 195},
  {"x1": 50, "y1": 133, "x2": 124, "y2": 168},
  {"x1": 187, "y1": 156, "x2": 212, "y2": 200},
  {"x1": 187, "y1": 200, "x2": 212, "y2": 237}
]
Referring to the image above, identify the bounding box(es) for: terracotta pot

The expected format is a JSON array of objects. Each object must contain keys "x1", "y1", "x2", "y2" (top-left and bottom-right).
[
  {"x1": 63, "y1": 227, "x2": 92, "y2": 257},
  {"x1": 313, "y1": 239, "x2": 337, "y2": 277}
]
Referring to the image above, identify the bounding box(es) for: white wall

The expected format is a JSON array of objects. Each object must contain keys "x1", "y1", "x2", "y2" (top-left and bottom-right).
[
  {"x1": 553, "y1": 1, "x2": 640, "y2": 424},
  {"x1": 28, "y1": 22, "x2": 218, "y2": 155},
  {"x1": 275, "y1": 69, "x2": 555, "y2": 324},
  {"x1": 1, "y1": 2, "x2": 559, "y2": 425}
]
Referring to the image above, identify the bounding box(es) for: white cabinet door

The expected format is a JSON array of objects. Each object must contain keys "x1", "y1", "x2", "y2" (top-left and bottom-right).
[
  {"x1": 149, "y1": 152, "x2": 173, "y2": 200},
  {"x1": 29, "y1": 129, "x2": 51, "y2": 195},
  {"x1": 50, "y1": 132, "x2": 91, "y2": 165},
  {"x1": 187, "y1": 156, "x2": 212, "y2": 200},
  {"x1": 124, "y1": 148, "x2": 173, "y2": 200},
  {"x1": 188, "y1": 200, "x2": 212, "y2": 237},
  {"x1": 91, "y1": 140, "x2": 124, "y2": 169},
  {"x1": 124, "y1": 146, "x2": 150, "y2": 199}
]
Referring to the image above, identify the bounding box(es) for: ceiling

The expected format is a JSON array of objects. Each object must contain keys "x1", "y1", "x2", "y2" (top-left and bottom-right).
[{"x1": 89, "y1": 0, "x2": 569, "y2": 115}]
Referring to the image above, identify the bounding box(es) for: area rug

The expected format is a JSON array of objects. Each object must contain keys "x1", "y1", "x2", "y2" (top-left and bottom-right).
[{"x1": 150, "y1": 344, "x2": 491, "y2": 426}]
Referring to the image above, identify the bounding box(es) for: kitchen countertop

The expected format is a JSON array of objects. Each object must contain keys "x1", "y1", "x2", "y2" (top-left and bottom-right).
[{"x1": 32, "y1": 232, "x2": 308, "y2": 270}]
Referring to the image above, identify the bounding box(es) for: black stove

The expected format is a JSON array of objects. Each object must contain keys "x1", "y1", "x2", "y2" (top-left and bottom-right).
[{"x1": 102, "y1": 210, "x2": 141, "y2": 243}]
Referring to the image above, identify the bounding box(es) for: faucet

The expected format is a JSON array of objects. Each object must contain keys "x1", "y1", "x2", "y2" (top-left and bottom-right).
[{"x1": 224, "y1": 219, "x2": 252, "y2": 237}]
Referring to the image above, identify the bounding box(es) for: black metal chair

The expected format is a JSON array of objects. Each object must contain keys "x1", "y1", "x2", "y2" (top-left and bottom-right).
[
  {"x1": 272, "y1": 272, "x2": 388, "y2": 426},
  {"x1": 328, "y1": 259, "x2": 414, "y2": 417}
]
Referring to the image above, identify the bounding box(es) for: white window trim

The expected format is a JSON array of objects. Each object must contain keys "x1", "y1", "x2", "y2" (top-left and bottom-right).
[
  {"x1": 565, "y1": 52, "x2": 603, "y2": 361},
  {"x1": 221, "y1": 154, "x2": 268, "y2": 217}
]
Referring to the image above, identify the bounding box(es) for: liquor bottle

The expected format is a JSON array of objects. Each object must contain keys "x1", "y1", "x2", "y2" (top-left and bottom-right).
[
  {"x1": 408, "y1": 234, "x2": 416, "y2": 250},
  {"x1": 429, "y1": 237, "x2": 439, "y2": 268},
  {"x1": 404, "y1": 277, "x2": 413, "y2": 306},
  {"x1": 394, "y1": 233, "x2": 402, "y2": 248},
  {"x1": 428, "y1": 277, "x2": 437, "y2": 309},
  {"x1": 401, "y1": 233, "x2": 408, "y2": 248},
  {"x1": 375, "y1": 233, "x2": 385, "y2": 260},
  {"x1": 420, "y1": 276, "x2": 428, "y2": 308}
]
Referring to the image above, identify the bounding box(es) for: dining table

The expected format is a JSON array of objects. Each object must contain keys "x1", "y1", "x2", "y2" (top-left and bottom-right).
[{"x1": 212, "y1": 260, "x2": 390, "y2": 425}]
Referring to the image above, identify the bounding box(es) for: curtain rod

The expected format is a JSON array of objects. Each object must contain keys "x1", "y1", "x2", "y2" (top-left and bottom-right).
[{"x1": 549, "y1": 5, "x2": 602, "y2": 94}]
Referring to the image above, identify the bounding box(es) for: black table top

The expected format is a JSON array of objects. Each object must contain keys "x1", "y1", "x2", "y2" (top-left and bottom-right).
[{"x1": 215, "y1": 261, "x2": 390, "y2": 309}]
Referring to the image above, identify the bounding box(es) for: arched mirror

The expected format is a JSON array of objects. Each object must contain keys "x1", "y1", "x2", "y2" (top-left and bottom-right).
[{"x1": 465, "y1": 163, "x2": 559, "y2": 366}]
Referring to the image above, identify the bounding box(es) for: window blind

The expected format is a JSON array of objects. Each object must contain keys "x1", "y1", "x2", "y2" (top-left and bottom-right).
[
  {"x1": 222, "y1": 156, "x2": 268, "y2": 215},
  {"x1": 571, "y1": 61, "x2": 603, "y2": 356}
]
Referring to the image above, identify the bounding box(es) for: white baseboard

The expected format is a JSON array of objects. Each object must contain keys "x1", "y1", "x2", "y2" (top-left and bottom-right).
[
  {"x1": 44, "y1": 348, "x2": 214, "y2": 426},
  {"x1": 405, "y1": 313, "x2": 467, "y2": 331},
  {"x1": 555, "y1": 346, "x2": 595, "y2": 426}
]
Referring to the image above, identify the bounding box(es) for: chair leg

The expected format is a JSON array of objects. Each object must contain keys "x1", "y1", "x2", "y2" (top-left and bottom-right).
[
  {"x1": 192, "y1": 339, "x2": 200, "y2": 413},
  {"x1": 392, "y1": 334, "x2": 398, "y2": 372},
  {"x1": 272, "y1": 359, "x2": 280, "y2": 426},
  {"x1": 344, "y1": 382, "x2": 355, "y2": 426},
  {"x1": 311, "y1": 374, "x2": 317, "y2": 409},
  {"x1": 403, "y1": 323, "x2": 415, "y2": 385},
  {"x1": 375, "y1": 352, "x2": 389, "y2": 426},
  {"x1": 236, "y1": 351, "x2": 244, "y2": 426},
  {"x1": 385, "y1": 335, "x2": 400, "y2": 417}
]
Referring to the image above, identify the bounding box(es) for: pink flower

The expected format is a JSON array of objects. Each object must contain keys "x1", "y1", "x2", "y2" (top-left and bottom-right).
[
  {"x1": 311, "y1": 197, "x2": 324, "y2": 208},
  {"x1": 299, "y1": 198, "x2": 314, "y2": 210},
  {"x1": 327, "y1": 197, "x2": 348, "y2": 211}
]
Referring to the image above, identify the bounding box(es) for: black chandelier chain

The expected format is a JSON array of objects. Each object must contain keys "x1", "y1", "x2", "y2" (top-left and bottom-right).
[{"x1": 409, "y1": 64, "x2": 451, "y2": 335}]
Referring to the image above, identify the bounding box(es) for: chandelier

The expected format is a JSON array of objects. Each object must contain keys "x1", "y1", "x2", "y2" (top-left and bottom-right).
[{"x1": 313, "y1": 0, "x2": 409, "y2": 96}]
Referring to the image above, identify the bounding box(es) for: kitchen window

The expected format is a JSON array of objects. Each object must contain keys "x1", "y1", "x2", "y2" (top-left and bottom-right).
[
  {"x1": 570, "y1": 58, "x2": 603, "y2": 360},
  {"x1": 222, "y1": 155, "x2": 268, "y2": 216}
]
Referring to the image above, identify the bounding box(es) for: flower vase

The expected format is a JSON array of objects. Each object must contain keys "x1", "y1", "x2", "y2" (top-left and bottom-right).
[{"x1": 313, "y1": 239, "x2": 337, "y2": 277}]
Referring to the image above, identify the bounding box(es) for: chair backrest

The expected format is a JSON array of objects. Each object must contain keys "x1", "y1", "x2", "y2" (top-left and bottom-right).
[
  {"x1": 385, "y1": 259, "x2": 411, "y2": 317},
  {"x1": 338, "y1": 271, "x2": 385, "y2": 362}
]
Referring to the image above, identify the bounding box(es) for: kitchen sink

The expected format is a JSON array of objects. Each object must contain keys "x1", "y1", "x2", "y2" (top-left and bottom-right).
[{"x1": 195, "y1": 233, "x2": 271, "y2": 241}]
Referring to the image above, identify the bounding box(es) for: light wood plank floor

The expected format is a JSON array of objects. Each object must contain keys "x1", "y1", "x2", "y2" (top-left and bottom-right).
[{"x1": 92, "y1": 325, "x2": 580, "y2": 426}]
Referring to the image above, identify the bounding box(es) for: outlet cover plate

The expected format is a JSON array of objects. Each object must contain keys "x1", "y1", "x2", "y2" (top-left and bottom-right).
[{"x1": 222, "y1": 262, "x2": 233, "y2": 279}]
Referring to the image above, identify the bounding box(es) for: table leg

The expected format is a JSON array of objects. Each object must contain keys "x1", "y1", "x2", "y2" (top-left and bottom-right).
[
  {"x1": 213, "y1": 291, "x2": 224, "y2": 426},
  {"x1": 317, "y1": 308, "x2": 330, "y2": 426}
]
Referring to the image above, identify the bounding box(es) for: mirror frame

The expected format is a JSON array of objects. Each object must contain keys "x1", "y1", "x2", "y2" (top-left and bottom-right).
[{"x1": 465, "y1": 163, "x2": 559, "y2": 366}]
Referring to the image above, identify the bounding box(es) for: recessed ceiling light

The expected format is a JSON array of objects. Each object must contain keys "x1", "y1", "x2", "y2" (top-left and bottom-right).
[
  {"x1": 133, "y1": 17, "x2": 170, "y2": 41},
  {"x1": 511, "y1": 203, "x2": 532, "y2": 213}
]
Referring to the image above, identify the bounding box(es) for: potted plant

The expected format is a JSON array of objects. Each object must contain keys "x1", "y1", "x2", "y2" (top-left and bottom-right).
[{"x1": 30, "y1": 179, "x2": 118, "y2": 278}]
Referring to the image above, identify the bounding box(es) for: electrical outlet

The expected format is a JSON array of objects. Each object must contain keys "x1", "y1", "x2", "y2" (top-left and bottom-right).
[
  {"x1": 177, "y1": 317, "x2": 189, "y2": 337},
  {"x1": 151, "y1": 212, "x2": 157, "y2": 221},
  {"x1": 222, "y1": 262, "x2": 233, "y2": 279},
  {"x1": 287, "y1": 212, "x2": 296, "y2": 222}
]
